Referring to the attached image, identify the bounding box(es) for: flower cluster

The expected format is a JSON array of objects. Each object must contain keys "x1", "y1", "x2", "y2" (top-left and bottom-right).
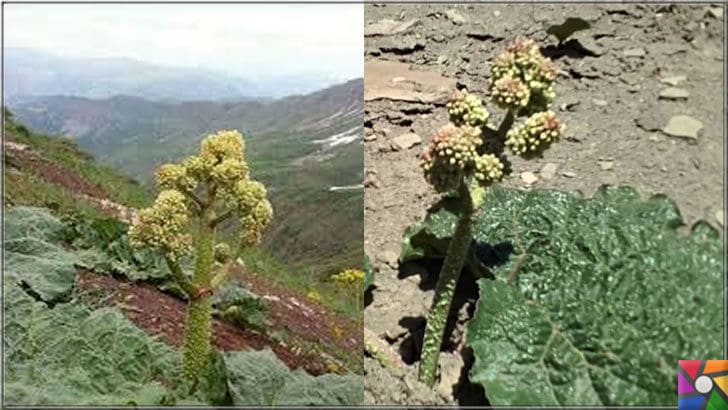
[
  {"x1": 420, "y1": 124, "x2": 503, "y2": 192},
  {"x1": 213, "y1": 242, "x2": 231, "y2": 263},
  {"x1": 332, "y1": 269, "x2": 365, "y2": 285},
  {"x1": 446, "y1": 90, "x2": 490, "y2": 128},
  {"x1": 129, "y1": 190, "x2": 192, "y2": 261},
  {"x1": 490, "y1": 37, "x2": 558, "y2": 112},
  {"x1": 505, "y1": 110, "x2": 565, "y2": 158},
  {"x1": 473, "y1": 154, "x2": 505, "y2": 184},
  {"x1": 490, "y1": 76, "x2": 530, "y2": 112},
  {"x1": 239, "y1": 200, "x2": 273, "y2": 246}
]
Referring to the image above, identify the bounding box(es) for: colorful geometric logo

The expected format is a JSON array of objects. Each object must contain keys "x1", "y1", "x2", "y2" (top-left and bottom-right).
[{"x1": 678, "y1": 360, "x2": 728, "y2": 410}]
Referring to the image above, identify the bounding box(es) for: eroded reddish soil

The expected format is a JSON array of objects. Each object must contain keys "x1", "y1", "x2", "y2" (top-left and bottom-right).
[
  {"x1": 76, "y1": 268, "x2": 330, "y2": 375},
  {"x1": 232, "y1": 265, "x2": 363, "y2": 358}
]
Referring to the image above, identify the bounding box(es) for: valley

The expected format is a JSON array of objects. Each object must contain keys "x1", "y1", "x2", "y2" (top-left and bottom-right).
[{"x1": 10, "y1": 78, "x2": 365, "y2": 277}]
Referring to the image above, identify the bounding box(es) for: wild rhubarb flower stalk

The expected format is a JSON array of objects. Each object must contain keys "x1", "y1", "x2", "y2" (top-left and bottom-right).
[
  {"x1": 128, "y1": 130, "x2": 272, "y2": 388},
  {"x1": 417, "y1": 38, "x2": 564, "y2": 387}
]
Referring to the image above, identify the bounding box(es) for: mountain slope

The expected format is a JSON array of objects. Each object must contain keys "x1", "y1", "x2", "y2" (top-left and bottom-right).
[
  {"x1": 10, "y1": 79, "x2": 365, "y2": 274},
  {"x1": 2, "y1": 109, "x2": 151, "y2": 218},
  {"x1": 5, "y1": 48, "x2": 349, "y2": 102}
]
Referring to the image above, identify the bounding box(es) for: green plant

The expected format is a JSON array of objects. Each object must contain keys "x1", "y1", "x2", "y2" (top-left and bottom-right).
[
  {"x1": 331, "y1": 268, "x2": 365, "y2": 310},
  {"x1": 402, "y1": 185, "x2": 723, "y2": 405},
  {"x1": 415, "y1": 37, "x2": 565, "y2": 386},
  {"x1": 128, "y1": 130, "x2": 273, "y2": 388}
]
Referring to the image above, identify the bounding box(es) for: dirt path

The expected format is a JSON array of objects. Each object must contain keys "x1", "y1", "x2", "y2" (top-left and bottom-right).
[{"x1": 363, "y1": 3, "x2": 724, "y2": 404}]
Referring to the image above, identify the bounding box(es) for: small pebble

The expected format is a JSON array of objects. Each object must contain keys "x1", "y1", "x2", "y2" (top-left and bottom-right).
[
  {"x1": 562, "y1": 171, "x2": 577, "y2": 178},
  {"x1": 520, "y1": 171, "x2": 538, "y2": 185}
]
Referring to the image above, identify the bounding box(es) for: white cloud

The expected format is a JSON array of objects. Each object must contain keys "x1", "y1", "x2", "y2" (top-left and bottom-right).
[{"x1": 3, "y1": 3, "x2": 364, "y2": 80}]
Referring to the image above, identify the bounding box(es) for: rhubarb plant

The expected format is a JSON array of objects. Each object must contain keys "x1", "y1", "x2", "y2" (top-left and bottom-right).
[
  {"x1": 416, "y1": 38, "x2": 565, "y2": 386},
  {"x1": 128, "y1": 130, "x2": 272, "y2": 388}
]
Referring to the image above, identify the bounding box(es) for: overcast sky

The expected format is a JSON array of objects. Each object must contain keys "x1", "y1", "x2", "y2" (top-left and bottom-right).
[{"x1": 4, "y1": 3, "x2": 364, "y2": 81}]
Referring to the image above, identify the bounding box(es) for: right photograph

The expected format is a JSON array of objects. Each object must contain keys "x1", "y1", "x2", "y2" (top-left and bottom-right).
[{"x1": 363, "y1": 3, "x2": 725, "y2": 407}]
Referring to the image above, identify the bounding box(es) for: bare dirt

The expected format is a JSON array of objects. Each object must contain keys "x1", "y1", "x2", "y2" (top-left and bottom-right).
[
  {"x1": 363, "y1": 3, "x2": 724, "y2": 405},
  {"x1": 230, "y1": 265, "x2": 363, "y2": 368}
]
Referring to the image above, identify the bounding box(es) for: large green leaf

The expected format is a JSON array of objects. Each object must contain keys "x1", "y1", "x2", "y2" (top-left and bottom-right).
[
  {"x1": 61, "y1": 213, "x2": 170, "y2": 281},
  {"x1": 224, "y1": 349, "x2": 363, "y2": 406},
  {"x1": 212, "y1": 283, "x2": 268, "y2": 333},
  {"x1": 3, "y1": 282, "x2": 185, "y2": 405},
  {"x1": 401, "y1": 186, "x2": 723, "y2": 405},
  {"x1": 3, "y1": 207, "x2": 78, "y2": 302}
]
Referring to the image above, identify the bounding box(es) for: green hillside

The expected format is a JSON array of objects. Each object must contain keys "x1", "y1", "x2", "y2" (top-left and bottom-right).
[
  {"x1": 12, "y1": 79, "x2": 364, "y2": 276},
  {"x1": 3, "y1": 108, "x2": 152, "y2": 214}
]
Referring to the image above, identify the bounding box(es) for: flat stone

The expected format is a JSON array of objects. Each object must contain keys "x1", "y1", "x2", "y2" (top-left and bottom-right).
[
  {"x1": 445, "y1": 9, "x2": 466, "y2": 24},
  {"x1": 592, "y1": 98, "x2": 608, "y2": 107},
  {"x1": 663, "y1": 115, "x2": 703, "y2": 140},
  {"x1": 377, "y1": 250, "x2": 399, "y2": 269},
  {"x1": 392, "y1": 133, "x2": 422, "y2": 151},
  {"x1": 520, "y1": 171, "x2": 538, "y2": 185},
  {"x1": 707, "y1": 7, "x2": 724, "y2": 19},
  {"x1": 562, "y1": 171, "x2": 577, "y2": 178},
  {"x1": 599, "y1": 160, "x2": 615, "y2": 171},
  {"x1": 660, "y1": 75, "x2": 687, "y2": 86},
  {"x1": 365, "y1": 60, "x2": 457, "y2": 104},
  {"x1": 365, "y1": 19, "x2": 420, "y2": 37},
  {"x1": 659, "y1": 87, "x2": 690, "y2": 100},
  {"x1": 623, "y1": 47, "x2": 646, "y2": 57},
  {"x1": 364, "y1": 134, "x2": 378, "y2": 142},
  {"x1": 540, "y1": 163, "x2": 558, "y2": 180}
]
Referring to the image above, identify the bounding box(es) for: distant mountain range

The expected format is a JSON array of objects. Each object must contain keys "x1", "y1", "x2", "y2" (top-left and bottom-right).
[
  {"x1": 10, "y1": 78, "x2": 364, "y2": 275},
  {"x1": 4, "y1": 48, "x2": 349, "y2": 102}
]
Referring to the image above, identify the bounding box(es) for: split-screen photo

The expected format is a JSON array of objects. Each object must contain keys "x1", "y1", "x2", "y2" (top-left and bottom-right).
[{"x1": 1, "y1": 2, "x2": 726, "y2": 408}]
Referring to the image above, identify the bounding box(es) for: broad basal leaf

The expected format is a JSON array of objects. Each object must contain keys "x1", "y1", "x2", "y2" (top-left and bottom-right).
[
  {"x1": 402, "y1": 186, "x2": 723, "y2": 405},
  {"x1": 224, "y1": 349, "x2": 363, "y2": 406}
]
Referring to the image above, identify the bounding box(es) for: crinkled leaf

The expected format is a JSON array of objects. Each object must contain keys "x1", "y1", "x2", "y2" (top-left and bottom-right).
[
  {"x1": 212, "y1": 283, "x2": 267, "y2": 332},
  {"x1": 61, "y1": 213, "x2": 170, "y2": 281},
  {"x1": 3, "y1": 207, "x2": 78, "y2": 302},
  {"x1": 224, "y1": 349, "x2": 363, "y2": 406},
  {"x1": 402, "y1": 186, "x2": 723, "y2": 405},
  {"x1": 3, "y1": 282, "x2": 185, "y2": 405}
]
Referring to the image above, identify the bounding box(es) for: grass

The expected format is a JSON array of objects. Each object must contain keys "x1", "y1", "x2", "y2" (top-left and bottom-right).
[
  {"x1": 4, "y1": 117, "x2": 152, "y2": 208},
  {"x1": 4, "y1": 171, "x2": 107, "y2": 219}
]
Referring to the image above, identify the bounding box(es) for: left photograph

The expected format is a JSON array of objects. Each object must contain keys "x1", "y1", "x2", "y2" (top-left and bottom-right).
[{"x1": 2, "y1": 3, "x2": 364, "y2": 406}]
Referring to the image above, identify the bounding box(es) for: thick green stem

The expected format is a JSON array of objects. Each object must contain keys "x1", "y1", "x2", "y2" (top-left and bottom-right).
[
  {"x1": 418, "y1": 183, "x2": 474, "y2": 387},
  {"x1": 182, "y1": 219, "x2": 215, "y2": 385}
]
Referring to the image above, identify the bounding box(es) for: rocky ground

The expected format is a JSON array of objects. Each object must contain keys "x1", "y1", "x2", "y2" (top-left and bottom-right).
[{"x1": 363, "y1": 3, "x2": 725, "y2": 405}]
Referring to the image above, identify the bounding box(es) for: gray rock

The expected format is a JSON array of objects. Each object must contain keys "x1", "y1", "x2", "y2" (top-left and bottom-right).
[
  {"x1": 599, "y1": 160, "x2": 615, "y2": 171},
  {"x1": 445, "y1": 9, "x2": 466, "y2": 25},
  {"x1": 377, "y1": 250, "x2": 399, "y2": 269},
  {"x1": 392, "y1": 133, "x2": 422, "y2": 151},
  {"x1": 659, "y1": 87, "x2": 690, "y2": 100},
  {"x1": 562, "y1": 171, "x2": 577, "y2": 178},
  {"x1": 520, "y1": 171, "x2": 538, "y2": 185},
  {"x1": 663, "y1": 115, "x2": 703, "y2": 140},
  {"x1": 365, "y1": 19, "x2": 420, "y2": 37},
  {"x1": 540, "y1": 163, "x2": 558, "y2": 180},
  {"x1": 660, "y1": 75, "x2": 687, "y2": 86},
  {"x1": 436, "y1": 352, "x2": 464, "y2": 400},
  {"x1": 592, "y1": 98, "x2": 608, "y2": 107},
  {"x1": 623, "y1": 47, "x2": 646, "y2": 57},
  {"x1": 707, "y1": 6, "x2": 724, "y2": 19}
]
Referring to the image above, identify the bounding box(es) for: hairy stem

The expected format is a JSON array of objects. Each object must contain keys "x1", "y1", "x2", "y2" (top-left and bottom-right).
[
  {"x1": 418, "y1": 183, "x2": 475, "y2": 386},
  {"x1": 182, "y1": 216, "x2": 216, "y2": 385}
]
